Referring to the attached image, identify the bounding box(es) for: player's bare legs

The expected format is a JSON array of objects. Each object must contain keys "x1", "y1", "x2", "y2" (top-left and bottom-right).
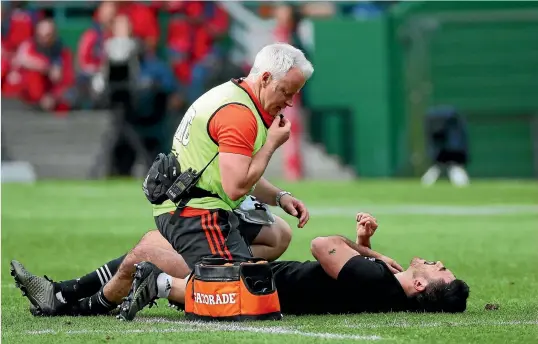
[
  {"x1": 251, "y1": 216, "x2": 292, "y2": 261},
  {"x1": 72, "y1": 230, "x2": 188, "y2": 316},
  {"x1": 168, "y1": 276, "x2": 187, "y2": 303},
  {"x1": 103, "y1": 230, "x2": 187, "y2": 302},
  {"x1": 103, "y1": 242, "x2": 189, "y2": 303}
]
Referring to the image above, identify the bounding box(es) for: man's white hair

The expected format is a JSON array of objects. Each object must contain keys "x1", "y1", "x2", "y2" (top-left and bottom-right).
[{"x1": 248, "y1": 43, "x2": 314, "y2": 81}]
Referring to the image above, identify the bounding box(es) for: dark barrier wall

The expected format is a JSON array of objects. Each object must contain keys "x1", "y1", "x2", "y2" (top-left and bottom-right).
[{"x1": 307, "y1": 1, "x2": 538, "y2": 178}]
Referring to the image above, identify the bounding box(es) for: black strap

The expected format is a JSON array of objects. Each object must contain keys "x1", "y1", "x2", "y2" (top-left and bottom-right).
[
  {"x1": 169, "y1": 152, "x2": 220, "y2": 225},
  {"x1": 197, "y1": 152, "x2": 219, "y2": 175}
]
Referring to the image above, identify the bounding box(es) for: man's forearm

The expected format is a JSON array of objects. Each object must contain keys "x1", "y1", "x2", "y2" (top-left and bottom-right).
[
  {"x1": 338, "y1": 236, "x2": 382, "y2": 259},
  {"x1": 357, "y1": 235, "x2": 371, "y2": 249},
  {"x1": 251, "y1": 177, "x2": 281, "y2": 206}
]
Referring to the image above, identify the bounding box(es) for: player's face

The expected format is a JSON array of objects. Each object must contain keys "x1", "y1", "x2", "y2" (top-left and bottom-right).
[
  {"x1": 409, "y1": 257, "x2": 456, "y2": 284},
  {"x1": 262, "y1": 68, "x2": 305, "y2": 116}
]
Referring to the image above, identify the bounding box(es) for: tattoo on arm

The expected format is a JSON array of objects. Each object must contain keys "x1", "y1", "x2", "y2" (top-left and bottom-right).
[{"x1": 328, "y1": 248, "x2": 336, "y2": 255}]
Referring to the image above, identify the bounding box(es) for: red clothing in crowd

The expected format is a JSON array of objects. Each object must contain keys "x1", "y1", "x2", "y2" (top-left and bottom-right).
[
  {"x1": 117, "y1": 2, "x2": 159, "y2": 51},
  {"x1": 1, "y1": 8, "x2": 40, "y2": 53},
  {"x1": 162, "y1": 1, "x2": 228, "y2": 83},
  {"x1": 187, "y1": 1, "x2": 228, "y2": 62},
  {"x1": 7, "y1": 39, "x2": 74, "y2": 111},
  {"x1": 77, "y1": 24, "x2": 109, "y2": 75},
  {"x1": 1, "y1": 8, "x2": 41, "y2": 82}
]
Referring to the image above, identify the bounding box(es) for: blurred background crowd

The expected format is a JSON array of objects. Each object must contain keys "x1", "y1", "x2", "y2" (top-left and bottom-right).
[
  {"x1": 1, "y1": 1, "x2": 537, "y2": 183},
  {"x1": 2, "y1": 1, "x2": 392, "y2": 113}
]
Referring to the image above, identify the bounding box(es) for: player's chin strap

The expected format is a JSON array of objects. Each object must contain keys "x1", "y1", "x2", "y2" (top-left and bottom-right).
[{"x1": 168, "y1": 152, "x2": 220, "y2": 225}]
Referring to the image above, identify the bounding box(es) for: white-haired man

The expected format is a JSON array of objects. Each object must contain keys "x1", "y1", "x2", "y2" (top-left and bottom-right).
[{"x1": 10, "y1": 43, "x2": 314, "y2": 317}]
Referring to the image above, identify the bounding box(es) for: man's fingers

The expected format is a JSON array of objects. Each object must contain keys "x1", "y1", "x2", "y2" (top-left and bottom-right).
[
  {"x1": 288, "y1": 205, "x2": 298, "y2": 217},
  {"x1": 298, "y1": 204, "x2": 309, "y2": 228},
  {"x1": 389, "y1": 266, "x2": 399, "y2": 274},
  {"x1": 296, "y1": 202, "x2": 306, "y2": 225},
  {"x1": 393, "y1": 262, "x2": 404, "y2": 272},
  {"x1": 301, "y1": 211, "x2": 310, "y2": 227},
  {"x1": 361, "y1": 219, "x2": 378, "y2": 231},
  {"x1": 359, "y1": 215, "x2": 374, "y2": 225},
  {"x1": 270, "y1": 116, "x2": 290, "y2": 131},
  {"x1": 271, "y1": 115, "x2": 282, "y2": 127}
]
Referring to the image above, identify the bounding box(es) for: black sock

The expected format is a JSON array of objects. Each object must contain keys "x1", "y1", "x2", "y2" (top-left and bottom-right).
[
  {"x1": 74, "y1": 288, "x2": 117, "y2": 316},
  {"x1": 56, "y1": 254, "x2": 126, "y2": 303}
]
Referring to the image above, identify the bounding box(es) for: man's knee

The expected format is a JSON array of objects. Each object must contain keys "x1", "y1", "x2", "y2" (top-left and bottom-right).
[
  {"x1": 138, "y1": 229, "x2": 173, "y2": 250},
  {"x1": 115, "y1": 230, "x2": 176, "y2": 278},
  {"x1": 250, "y1": 216, "x2": 292, "y2": 261},
  {"x1": 274, "y1": 216, "x2": 292, "y2": 249},
  {"x1": 254, "y1": 216, "x2": 292, "y2": 250},
  {"x1": 118, "y1": 235, "x2": 156, "y2": 269}
]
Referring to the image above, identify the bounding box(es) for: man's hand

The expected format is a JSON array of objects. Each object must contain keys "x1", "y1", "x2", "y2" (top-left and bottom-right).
[
  {"x1": 356, "y1": 212, "x2": 378, "y2": 239},
  {"x1": 279, "y1": 194, "x2": 309, "y2": 228},
  {"x1": 49, "y1": 65, "x2": 62, "y2": 83},
  {"x1": 266, "y1": 116, "x2": 291, "y2": 150},
  {"x1": 379, "y1": 255, "x2": 404, "y2": 274}
]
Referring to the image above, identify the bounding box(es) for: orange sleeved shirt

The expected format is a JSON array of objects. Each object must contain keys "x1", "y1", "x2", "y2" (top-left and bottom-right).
[
  {"x1": 208, "y1": 104, "x2": 258, "y2": 156},
  {"x1": 207, "y1": 80, "x2": 273, "y2": 157}
]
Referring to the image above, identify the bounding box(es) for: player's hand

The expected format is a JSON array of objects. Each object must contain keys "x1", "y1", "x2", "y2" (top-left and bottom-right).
[
  {"x1": 356, "y1": 212, "x2": 378, "y2": 238},
  {"x1": 267, "y1": 116, "x2": 291, "y2": 150},
  {"x1": 379, "y1": 255, "x2": 404, "y2": 274},
  {"x1": 279, "y1": 194, "x2": 309, "y2": 228}
]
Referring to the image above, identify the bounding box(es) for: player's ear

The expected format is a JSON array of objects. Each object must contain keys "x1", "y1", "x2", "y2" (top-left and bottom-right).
[
  {"x1": 262, "y1": 72, "x2": 272, "y2": 87},
  {"x1": 413, "y1": 277, "x2": 428, "y2": 293}
]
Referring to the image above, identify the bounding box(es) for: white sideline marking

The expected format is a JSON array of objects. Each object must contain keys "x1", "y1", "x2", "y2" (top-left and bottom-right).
[
  {"x1": 277, "y1": 204, "x2": 538, "y2": 217},
  {"x1": 20, "y1": 318, "x2": 538, "y2": 339},
  {"x1": 138, "y1": 318, "x2": 382, "y2": 340},
  {"x1": 341, "y1": 320, "x2": 538, "y2": 329},
  {"x1": 24, "y1": 318, "x2": 382, "y2": 341},
  {"x1": 27, "y1": 328, "x2": 199, "y2": 335}
]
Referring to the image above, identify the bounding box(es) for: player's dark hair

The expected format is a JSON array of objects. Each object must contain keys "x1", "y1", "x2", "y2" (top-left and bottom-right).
[{"x1": 411, "y1": 279, "x2": 470, "y2": 313}]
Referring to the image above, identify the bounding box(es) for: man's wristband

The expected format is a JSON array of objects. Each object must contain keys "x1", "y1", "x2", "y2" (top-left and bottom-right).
[{"x1": 276, "y1": 191, "x2": 292, "y2": 208}]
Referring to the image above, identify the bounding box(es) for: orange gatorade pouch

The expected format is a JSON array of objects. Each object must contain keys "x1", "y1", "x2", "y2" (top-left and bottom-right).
[{"x1": 185, "y1": 257, "x2": 282, "y2": 321}]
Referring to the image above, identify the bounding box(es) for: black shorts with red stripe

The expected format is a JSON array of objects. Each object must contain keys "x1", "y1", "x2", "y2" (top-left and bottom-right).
[{"x1": 155, "y1": 209, "x2": 259, "y2": 269}]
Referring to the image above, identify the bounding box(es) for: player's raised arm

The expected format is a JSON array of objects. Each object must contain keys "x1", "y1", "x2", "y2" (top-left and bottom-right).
[
  {"x1": 355, "y1": 212, "x2": 403, "y2": 273},
  {"x1": 310, "y1": 213, "x2": 380, "y2": 279},
  {"x1": 311, "y1": 213, "x2": 403, "y2": 278},
  {"x1": 310, "y1": 235, "x2": 366, "y2": 279}
]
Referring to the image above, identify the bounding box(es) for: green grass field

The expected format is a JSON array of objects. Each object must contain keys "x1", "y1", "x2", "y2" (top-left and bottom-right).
[{"x1": 2, "y1": 180, "x2": 538, "y2": 343}]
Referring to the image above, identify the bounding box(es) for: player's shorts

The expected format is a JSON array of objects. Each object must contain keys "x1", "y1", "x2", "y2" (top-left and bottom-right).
[
  {"x1": 237, "y1": 219, "x2": 263, "y2": 247},
  {"x1": 155, "y1": 209, "x2": 263, "y2": 269}
]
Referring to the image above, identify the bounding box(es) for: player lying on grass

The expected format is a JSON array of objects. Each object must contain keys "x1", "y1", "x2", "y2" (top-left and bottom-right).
[{"x1": 12, "y1": 213, "x2": 470, "y2": 318}]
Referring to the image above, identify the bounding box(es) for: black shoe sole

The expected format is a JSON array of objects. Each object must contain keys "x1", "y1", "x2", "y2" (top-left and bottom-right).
[
  {"x1": 10, "y1": 261, "x2": 44, "y2": 316},
  {"x1": 117, "y1": 264, "x2": 157, "y2": 321},
  {"x1": 117, "y1": 264, "x2": 143, "y2": 321}
]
